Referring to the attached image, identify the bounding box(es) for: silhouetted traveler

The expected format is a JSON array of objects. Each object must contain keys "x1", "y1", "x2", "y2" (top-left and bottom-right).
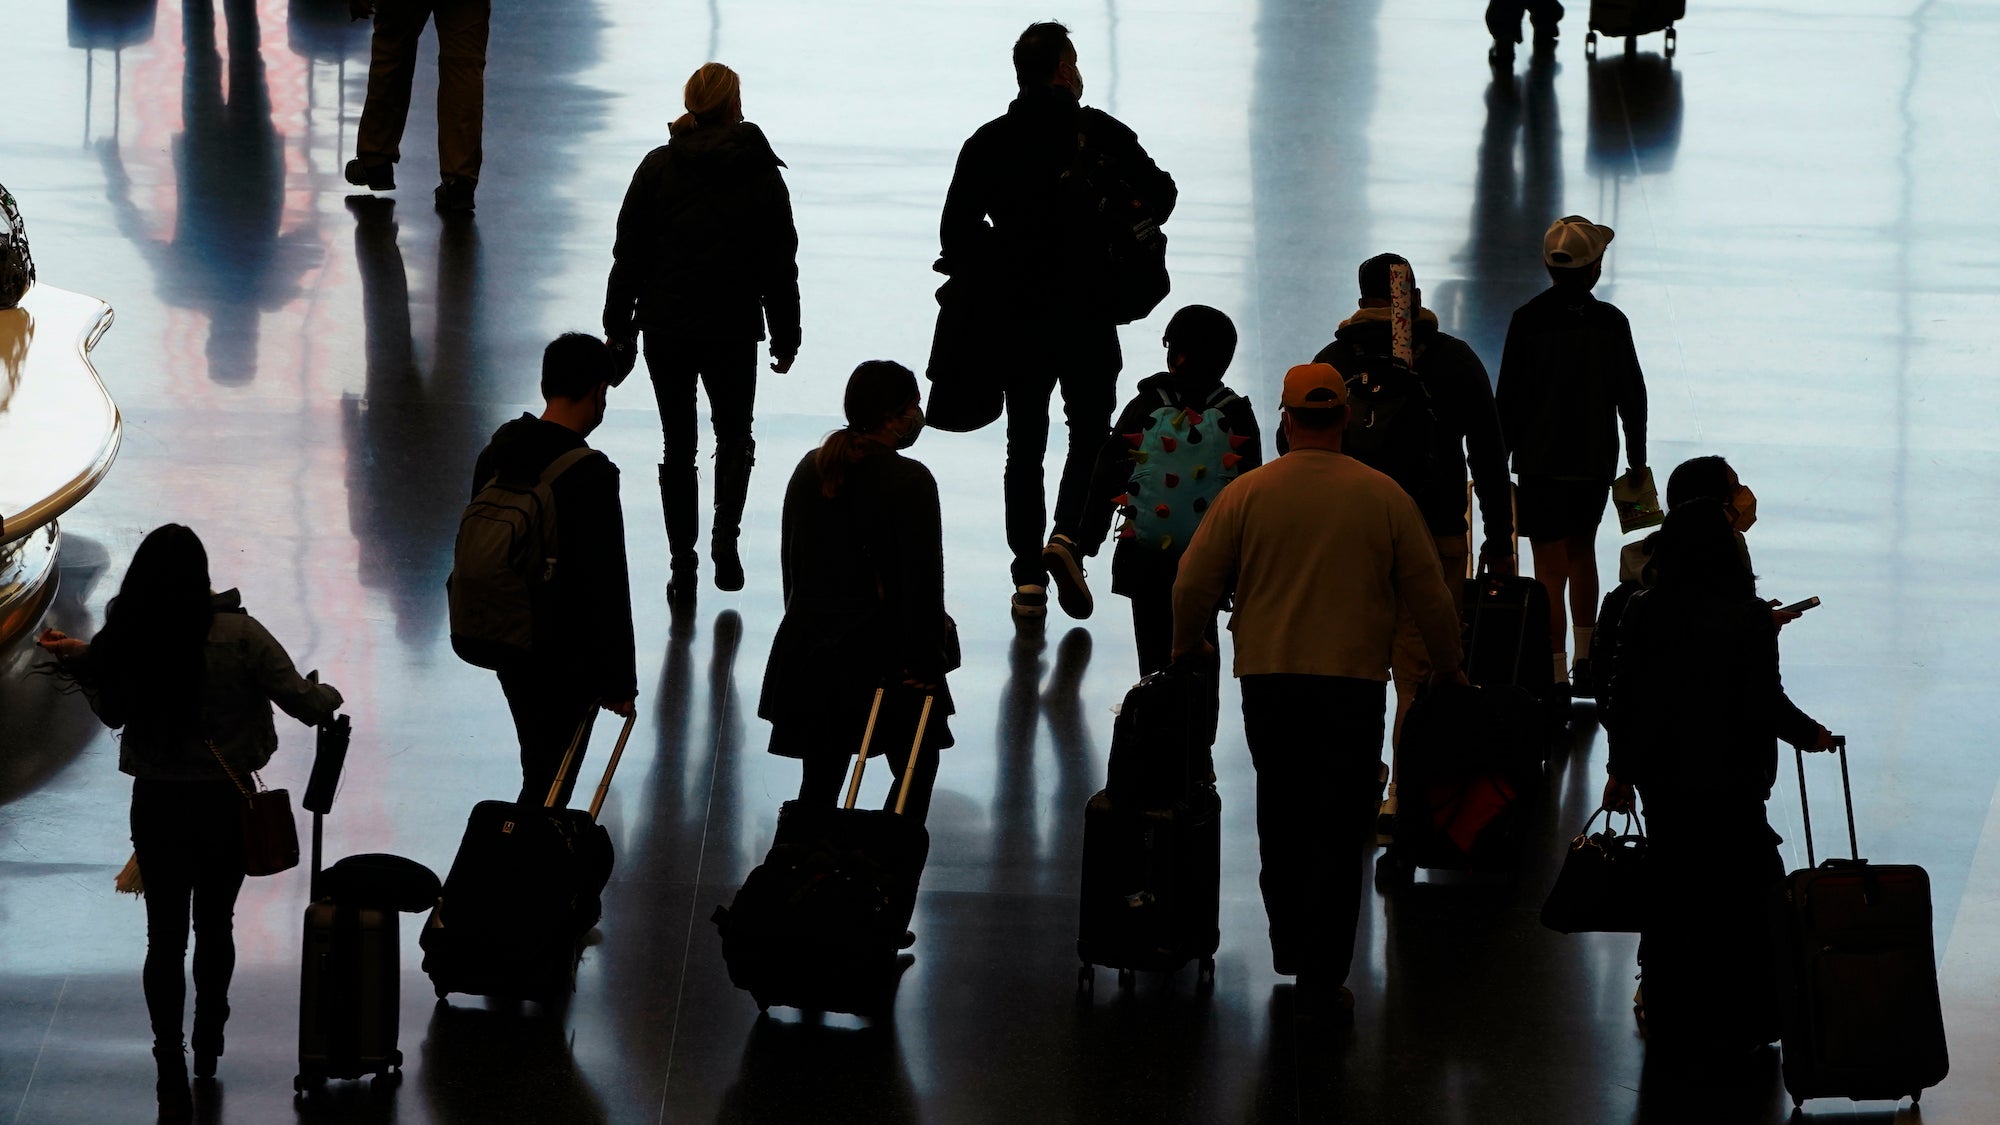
[
  {"x1": 37, "y1": 524, "x2": 343, "y2": 1120},
  {"x1": 604, "y1": 62, "x2": 801, "y2": 606},
  {"x1": 760, "y1": 361, "x2": 956, "y2": 823},
  {"x1": 1314, "y1": 253, "x2": 1514, "y2": 835},
  {"x1": 1602, "y1": 502, "x2": 1833, "y2": 1060},
  {"x1": 345, "y1": 0, "x2": 488, "y2": 213},
  {"x1": 466, "y1": 333, "x2": 637, "y2": 805},
  {"x1": 1172, "y1": 364, "x2": 1462, "y2": 1015},
  {"x1": 940, "y1": 21, "x2": 1177, "y2": 621},
  {"x1": 1495, "y1": 215, "x2": 1647, "y2": 699},
  {"x1": 1074, "y1": 304, "x2": 1262, "y2": 675},
  {"x1": 1486, "y1": 0, "x2": 1564, "y2": 64}
]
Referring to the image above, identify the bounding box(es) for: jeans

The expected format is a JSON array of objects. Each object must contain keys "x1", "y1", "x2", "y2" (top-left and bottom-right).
[
  {"x1": 498, "y1": 668, "x2": 599, "y2": 807},
  {"x1": 1486, "y1": 0, "x2": 1566, "y2": 43},
  {"x1": 1239, "y1": 674, "x2": 1387, "y2": 982},
  {"x1": 644, "y1": 336, "x2": 759, "y2": 569},
  {"x1": 355, "y1": 0, "x2": 490, "y2": 181},
  {"x1": 1002, "y1": 320, "x2": 1121, "y2": 586},
  {"x1": 131, "y1": 779, "x2": 248, "y2": 1051}
]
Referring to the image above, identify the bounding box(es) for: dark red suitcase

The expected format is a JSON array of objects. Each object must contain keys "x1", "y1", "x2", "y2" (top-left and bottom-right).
[{"x1": 1779, "y1": 738, "x2": 1949, "y2": 1110}]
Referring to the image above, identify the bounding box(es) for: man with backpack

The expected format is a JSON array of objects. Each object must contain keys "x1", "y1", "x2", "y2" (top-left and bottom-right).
[
  {"x1": 940, "y1": 20, "x2": 1177, "y2": 622},
  {"x1": 1314, "y1": 253, "x2": 1513, "y2": 838},
  {"x1": 1069, "y1": 304, "x2": 1262, "y2": 676},
  {"x1": 455, "y1": 333, "x2": 637, "y2": 805}
]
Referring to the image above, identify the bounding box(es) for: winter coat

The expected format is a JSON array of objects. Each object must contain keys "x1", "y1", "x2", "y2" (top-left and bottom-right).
[
  {"x1": 939, "y1": 85, "x2": 1176, "y2": 322},
  {"x1": 71, "y1": 590, "x2": 343, "y2": 781},
  {"x1": 602, "y1": 121, "x2": 801, "y2": 357},
  {"x1": 1606, "y1": 588, "x2": 1819, "y2": 799},
  {"x1": 469, "y1": 415, "x2": 638, "y2": 702},
  {"x1": 1494, "y1": 285, "x2": 1647, "y2": 480},
  {"x1": 760, "y1": 448, "x2": 956, "y2": 759},
  {"x1": 1315, "y1": 306, "x2": 1514, "y2": 543}
]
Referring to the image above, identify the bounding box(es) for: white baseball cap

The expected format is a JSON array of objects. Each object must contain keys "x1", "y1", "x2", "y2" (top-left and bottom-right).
[{"x1": 1543, "y1": 215, "x2": 1615, "y2": 268}]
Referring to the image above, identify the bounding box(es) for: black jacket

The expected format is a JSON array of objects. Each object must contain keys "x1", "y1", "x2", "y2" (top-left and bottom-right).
[
  {"x1": 1607, "y1": 588, "x2": 1819, "y2": 798},
  {"x1": 469, "y1": 415, "x2": 637, "y2": 701},
  {"x1": 940, "y1": 86, "x2": 1176, "y2": 320},
  {"x1": 1315, "y1": 307, "x2": 1513, "y2": 544},
  {"x1": 759, "y1": 448, "x2": 956, "y2": 757},
  {"x1": 602, "y1": 121, "x2": 801, "y2": 357},
  {"x1": 1083, "y1": 370, "x2": 1263, "y2": 595},
  {"x1": 1494, "y1": 285, "x2": 1647, "y2": 479}
]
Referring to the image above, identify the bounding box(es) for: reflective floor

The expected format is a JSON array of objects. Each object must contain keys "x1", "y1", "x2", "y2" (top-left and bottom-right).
[{"x1": 4, "y1": 1, "x2": 1999, "y2": 1122}]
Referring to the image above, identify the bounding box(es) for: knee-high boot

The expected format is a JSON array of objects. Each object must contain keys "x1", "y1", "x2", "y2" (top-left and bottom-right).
[
  {"x1": 660, "y1": 462, "x2": 699, "y2": 604},
  {"x1": 711, "y1": 438, "x2": 755, "y2": 592}
]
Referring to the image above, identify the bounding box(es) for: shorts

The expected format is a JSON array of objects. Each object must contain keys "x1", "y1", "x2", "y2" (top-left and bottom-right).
[{"x1": 1515, "y1": 476, "x2": 1610, "y2": 542}]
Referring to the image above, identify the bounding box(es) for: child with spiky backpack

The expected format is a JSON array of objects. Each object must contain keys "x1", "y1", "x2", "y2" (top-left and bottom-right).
[{"x1": 1047, "y1": 305, "x2": 1263, "y2": 676}]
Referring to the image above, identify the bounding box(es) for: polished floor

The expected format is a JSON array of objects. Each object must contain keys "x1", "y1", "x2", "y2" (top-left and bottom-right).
[{"x1": 4, "y1": 1, "x2": 1999, "y2": 1122}]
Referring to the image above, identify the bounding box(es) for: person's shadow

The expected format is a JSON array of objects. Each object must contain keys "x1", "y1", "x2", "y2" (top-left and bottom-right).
[
  {"x1": 1037, "y1": 627, "x2": 1097, "y2": 891},
  {"x1": 1585, "y1": 49, "x2": 1684, "y2": 230},
  {"x1": 417, "y1": 1002, "x2": 608, "y2": 1124},
  {"x1": 711, "y1": 1015, "x2": 919, "y2": 1124}
]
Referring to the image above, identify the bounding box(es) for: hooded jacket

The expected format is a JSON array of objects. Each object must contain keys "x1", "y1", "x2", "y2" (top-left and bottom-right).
[
  {"x1": 603, "y1": 121, "x2": 801, "y2": 357},
  {"x1": 1494, "y1": 284, "x2": 1648, "y2": 480},
  {"x1": 469, "y1": 415, "x2": 638, "y2": 702},
  {"x1": 940, "y1": 85, "x2": 1176, "y2": 320},
  {"x1": 1314, "y1": 306, "x2": 1513, "y2": 544}
]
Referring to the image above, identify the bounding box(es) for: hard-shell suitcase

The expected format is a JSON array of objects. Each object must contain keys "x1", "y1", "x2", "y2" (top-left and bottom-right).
[
  {"x1": 421, "y1": 713, "x2": 635, "y2": 1003},
  {"x1": 1378, "y1": 682, "x2": 1541, "y2": 890},
  {"x1": 1779, "y1": 739, "x2": 1948, "y2": 1110},
  {"x1": 713, "y1": 690, "x2": 935, "y2": 1018},
  {"x1": 1076, "y1": 784, "x2": 1221, "y2": 992},
  {"x1": 1586, "y1": 0, "x2": 1685, "y2": 57}
]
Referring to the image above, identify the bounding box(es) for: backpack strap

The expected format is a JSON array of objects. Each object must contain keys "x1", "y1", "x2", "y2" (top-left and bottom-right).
[
  {"x1": 1155, "y1": 386, "x2": 1175, "y2": 409},
  {"x1": 1203, "y1": 386, "x2": 1242, "y2": 411},
  {"x1": 539, "y1": 446, "x2": 599, "y2": 487}
]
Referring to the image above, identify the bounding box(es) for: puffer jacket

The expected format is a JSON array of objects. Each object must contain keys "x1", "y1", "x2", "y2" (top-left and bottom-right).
[
  {"x1": 602, "y1": 120, "x2": 801, "y2": 357},
  {"x1": 72, "y1": 590, "x2": 343, "y2": 781}
]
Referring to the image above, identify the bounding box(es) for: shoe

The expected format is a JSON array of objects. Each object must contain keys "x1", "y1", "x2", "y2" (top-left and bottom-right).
[
  {"x1": 1011, "y1": 584, "x2": 1048, "y2": 620},
  {"x1": 343, "y1": 157, "x2": 395, "y2": 192},
  {"x1": 1375, "y1": 787, "x2": 1398, "y2": 848},
  {"x1": 154, "y1": 1045, "x2": 193, "y2": 1122},
  {"x1": 190, "y1": 1004, "x2": 225, "y2": 1080},
  {"x1": 1489, "y1": 40, "x2": 1515, "y2": 67},
  {"x1": 433, "y1": 176, "x2": 476, "y2": 213},
  {"x1": 1569, "y1": 658, "x2": 1596, "y2": 700},
  {"x1": 898, "y1": 930, "x2": 917, "y2": 950},
  {"x1": 1040, "y1": 535, "x2": 1094, "y2": 620},
  {"x1": 712, "y1": 537, "x2": 745, "y2": 592},
  {"x1": 667, "y1": 568, "x2": 698, "y2": 610}
]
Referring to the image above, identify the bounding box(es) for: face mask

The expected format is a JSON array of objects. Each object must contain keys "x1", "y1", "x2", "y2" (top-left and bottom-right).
[
  {"x1": 894, "y1": 407, "x2": 926, "y2": 450},
  {"x1": 1732, "y1": 486, "x2": 1758, "y2": 532}
]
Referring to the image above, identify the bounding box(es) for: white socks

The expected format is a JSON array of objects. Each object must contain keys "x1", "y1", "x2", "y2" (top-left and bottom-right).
[{"x1": 1573, "y1": 626, "x2": 1593, "y2": 663}]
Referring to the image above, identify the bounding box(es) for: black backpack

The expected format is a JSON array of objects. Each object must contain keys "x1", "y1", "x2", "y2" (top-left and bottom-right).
[
  {"x1": 1342, "y1": 351, "x2": 1441, "y2": 508},
  {"x1": 447, "y1": 447, "x2": 598, "y2": 669},
  {"x1": 1060, "y1": 119, "x2": 1170, "y2": 325}
]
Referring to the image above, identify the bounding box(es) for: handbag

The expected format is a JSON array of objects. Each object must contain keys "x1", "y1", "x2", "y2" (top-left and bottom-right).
[
  {"x1": 1540, "y1": 804, "x2": 1650, "y2": 934},
  {"x1": 923, "y1": 264, "x2": 1005, "y2": 433},
  {"x1": 0, "y1": 182, "x2": 36, "y2": 311},
  {"x1": 208, "y1": 741, "x2": 301, "y2": 877}
]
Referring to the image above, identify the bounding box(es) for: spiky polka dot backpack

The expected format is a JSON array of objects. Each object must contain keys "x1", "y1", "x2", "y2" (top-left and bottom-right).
[{"x1": 1113, "y1": 386, "x2": 1251, "y2": 553}]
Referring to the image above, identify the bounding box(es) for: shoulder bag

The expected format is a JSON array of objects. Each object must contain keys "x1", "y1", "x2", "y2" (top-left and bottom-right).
[{"x1": 209, "y1": 741, "x2": 301, "y2": 876}]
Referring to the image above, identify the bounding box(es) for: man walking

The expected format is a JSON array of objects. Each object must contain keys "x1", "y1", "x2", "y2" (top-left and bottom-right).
[
  {"x1": 940, "y1": 20, "x2": 1176, "y2": 621},
  {"x1": 464, "y1": 333, "x2": 637, "y2": 804},
  {"x1": 345, "y1": 0, "x2": 489, "y2": 213},
  {"x1": 1172, "y1": 363, "x2": 1463, "y2": 1015}
]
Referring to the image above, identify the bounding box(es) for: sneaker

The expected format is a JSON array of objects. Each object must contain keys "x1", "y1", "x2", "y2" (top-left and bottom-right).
[
  {"x1": 1040, "y1": 535, "x2": 1094, "y2": 619},
  {"x1": 1011, "y1": 584, "x2": 1048, "y2": 620},
  {"x1": 434, "y1": 176, "x2": 476, "y2": 214},
  {"x1": 1569, "y1": 658, "x2": 1596, "y2": 700},
  {"x1": 1375, "y1": 788, "x2": 1398, "y2": 848},
  {"x1": 344, "y1": 158, "x2": 395, "y2": 192}
]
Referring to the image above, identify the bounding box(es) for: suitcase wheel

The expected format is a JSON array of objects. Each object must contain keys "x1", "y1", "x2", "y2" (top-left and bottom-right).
[
  {"x1": 1912, "y1": 1089, "x2": 1923, "y2": 1104},
  {"x1": 1117, "y1": 968, "x2": 1135, "y2": 990},
  {"x1": 1664, "y1": 26, "x2": 1677, "y2": 58},
  {"x1": 1197, "y1": 958, "x2": 1216, "y2": 990},
  {"x1": 753, "y1": 993, "x2": 770, "y2": 1013},
  {"x1": 1585, "y1": 30, "x2": 1598, "y2": 56},
  {"x1": 433, "y1": 982, "x2": 449, "y2": 1000},
  {"x1": 390, "y1": 1050, "x2": 404, "y2": 1070}
]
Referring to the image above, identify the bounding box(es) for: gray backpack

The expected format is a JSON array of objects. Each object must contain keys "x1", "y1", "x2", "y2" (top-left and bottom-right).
[{"x1": 447, "y1": 447, "x2": 598, "y2": 670}]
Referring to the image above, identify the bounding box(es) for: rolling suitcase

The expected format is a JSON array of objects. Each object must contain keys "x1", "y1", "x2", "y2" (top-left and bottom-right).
[
  {"x1": 1586, "y1": 0, "x2": 1685, "y2": 57},
  {"x1": 1377, "y1": 682, "x2": 1541, "y2": 891},
  {"x1": 713, "y1": 689, "x2": 935, "y2": 1019},
  {"x1": 1779, "y1": 738, "x2": 1948, "y2": 1110},
  {"x1": 1104, "y1": 662, "x2": 1219, "y2": 809},
  {"x1": 294, "y1": 716, "x2": 440, "y2": 1094},
  {"x1": 1076, "y1": 784, "x2": 1221, "y2": 992},
  {"x1": 421, "y1": 712, "x2": 635, "y2": 1003}
]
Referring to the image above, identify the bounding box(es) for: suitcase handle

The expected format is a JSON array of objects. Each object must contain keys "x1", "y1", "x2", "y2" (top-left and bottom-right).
[
  {"x1": 545, "y1": 711, "x2": 637, "y2": 814},
  {"x1": 587, "y1": 714, "x2": 638, "y2": 821},
  {"x1": 1794, "y1": 735, "x2": 1859, "y2": 869},
  {"x1": 842, "y1": 688, "x2": 889, "y2": 809},
  {"x1": 893, "y1": 696, "x2": 937, "y2": 817}
]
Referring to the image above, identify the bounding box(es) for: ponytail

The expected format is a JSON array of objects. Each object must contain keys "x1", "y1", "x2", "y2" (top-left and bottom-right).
[
  {"x1": 816, "y1": 428, "x2": 886, "y2": 499},
  {"x1": 673, "y1": 62, "x2": 742, "y2": 135}
]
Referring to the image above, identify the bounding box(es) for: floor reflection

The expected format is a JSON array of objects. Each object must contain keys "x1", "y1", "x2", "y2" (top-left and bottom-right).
[
  {"x1": 418, "y1": 1002, "x2": 608, "y2": 1125},
  {"x1": 1586, "y1": 49, "x2": 1684, "y2": 229},
  {"x1": 713, "y1": 1016, "x2": 918, "y2": 1125}
]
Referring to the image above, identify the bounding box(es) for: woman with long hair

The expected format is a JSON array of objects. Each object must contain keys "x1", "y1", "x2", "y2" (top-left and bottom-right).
[
  {"x1": 38, "y1": 524, "x2": 342, "y2": 1120},
  {"x1": 757, "y1": 361, "x2": 956, "y2": 823},
  {"x1": 602, "y1": 62, "x2": 802, "y2": 605},
  {"x1": 1602, "y1": 501, "x2": 1832, "y2": 1065}
]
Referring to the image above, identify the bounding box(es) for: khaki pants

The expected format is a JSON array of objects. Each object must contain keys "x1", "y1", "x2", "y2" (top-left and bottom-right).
[
  {"x1": 355, "y1": 0, "x2": 490, "y2": 182},
  {"x1": 1389, "y1": 530, "x2": 1470, "y2": 761}
]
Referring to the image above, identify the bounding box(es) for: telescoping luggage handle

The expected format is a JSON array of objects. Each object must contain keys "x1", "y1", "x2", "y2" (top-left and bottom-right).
[
  {"x1": 841, "y1": 687, "x2": 936, "y2": 816},
  {"x1": 545, "y1": 711, "x2": 638, "y2": 817},
  {"x1": 1795, "y1": 735, "x2": 1859, "y2": 869}
]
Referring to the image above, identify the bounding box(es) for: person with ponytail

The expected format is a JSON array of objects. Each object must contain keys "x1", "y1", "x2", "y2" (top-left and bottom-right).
[
  {"x1": 38, "y1": 524, "x2": 343, "y2": 1120},
  {"x1": 602, "y1": 62, "x2": 802, "y2": 607},
  {"x1": 757, "y1": 361, "x2": 956, "y2": 824}
]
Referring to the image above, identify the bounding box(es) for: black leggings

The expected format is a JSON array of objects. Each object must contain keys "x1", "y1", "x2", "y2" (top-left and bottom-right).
[{"x1": 131, "y1": 778, "x2": 247, "y2": 1051}]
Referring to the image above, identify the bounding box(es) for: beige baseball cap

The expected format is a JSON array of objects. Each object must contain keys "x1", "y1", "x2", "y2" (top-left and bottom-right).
[{"x1": 1543, "y1": 215, "x2": 1615, "y2": 268}]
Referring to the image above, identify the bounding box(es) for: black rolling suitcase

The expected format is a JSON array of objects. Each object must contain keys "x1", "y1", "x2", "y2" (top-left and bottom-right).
[
  {"x1": 294, "y1": 716, "x2": 440, "y2": 1095},
  {"x1": 1586, "y1": 0, "x2": 1685, "y2": 56},
  {"x1": 713, "y1": 689, "x2": 935, "y2": 1019},
  {"x1": 1779, "y1": 738, "x2": 1949, "y2": 1111},
  {"x1": 421, "y1": 713, "x2": 634, "y2": 1003},
  {"x1": 1378, "y1": 682, "x2": 1541, "y2": 890}
]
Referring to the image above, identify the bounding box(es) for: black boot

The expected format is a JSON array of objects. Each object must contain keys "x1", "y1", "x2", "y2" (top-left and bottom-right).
[
  {"x1": 154, "y1": 1043, "x2": 193, "y2": 1122},
  {"x1": 660, "y1": 462, "x2": 699, "y2": 607},
  {"x1": 191, "y1": 1003, "x2": 226, "y2": 1079},
  {"x1": 711, "y1": 439, "x2": 755, "y2": 592}
]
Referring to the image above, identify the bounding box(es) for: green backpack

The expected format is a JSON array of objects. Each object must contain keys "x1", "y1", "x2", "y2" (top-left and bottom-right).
[{"x1": 1113, "y1": 386, "x2": 1250, "y2": 552}]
